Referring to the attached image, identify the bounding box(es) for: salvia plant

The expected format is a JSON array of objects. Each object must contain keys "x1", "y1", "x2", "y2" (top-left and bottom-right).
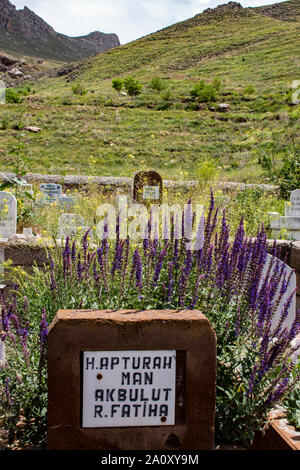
[{"x1": 0, "y1": 190, "x2": 299, "y2": 448}]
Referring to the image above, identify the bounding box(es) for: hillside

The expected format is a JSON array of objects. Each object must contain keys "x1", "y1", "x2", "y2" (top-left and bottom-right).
[
  {"x1": 0, "y1": 1, "x2": 299, "y2": 183},
  {"x1": 0, "y1": 0, "x2": 120, "y2": 61}
]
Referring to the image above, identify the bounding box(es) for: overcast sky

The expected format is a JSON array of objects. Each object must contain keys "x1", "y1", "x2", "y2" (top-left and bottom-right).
[{"x1": 11, "y1": 0, "x2": 282, "y2": 44}]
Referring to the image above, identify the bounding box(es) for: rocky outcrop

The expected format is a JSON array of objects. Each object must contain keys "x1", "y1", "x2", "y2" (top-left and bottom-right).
[{"x1": 0, "y1": 0, "x2": 120, "y2": 62}]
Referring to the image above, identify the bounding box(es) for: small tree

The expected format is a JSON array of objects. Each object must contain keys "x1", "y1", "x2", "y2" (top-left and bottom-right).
[
  {"x1": 112, "y1": 78, "x2": 124, "y2": 94},
  {"x1": 150, "y1": 76, "x2": 165, "y2": 93},
  {"x1": 190, "y1": 80, "x2": 218, "y2": 103},
  {"x1": 124, "y1": 76, "x2": 143, "y2": 96}
]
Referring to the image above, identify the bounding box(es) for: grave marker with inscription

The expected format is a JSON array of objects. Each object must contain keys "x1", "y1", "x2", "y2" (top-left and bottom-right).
[
  {"x1": 47, "y1": 309, "x2": 216, "y2": 450},
  {"x1": 0, "y1": 191, "x2": 17, "y2": 240},
  {"x1": 39, "y1": 183, "x2": 62, "y2": 204},
  {"x1": 133, "y1": 171, "x2": 163, "y2": 205},
  {"x1": 271, "y1": 189, "x2": 300, "y2": 241}
]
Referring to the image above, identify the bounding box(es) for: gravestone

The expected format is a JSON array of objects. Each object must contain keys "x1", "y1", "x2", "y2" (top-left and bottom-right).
[
  {"x1": 260, "y1": 254, "x2": 296, "y2": 331},
  {"x1": 58, "y1": 213, "x2": 90, "y2": 240},
  {"x1": 19, "y1": 181, "x2": 34, "y2": 198},
  {"x1": 39, "y1": 183, "x2": 62, "y2": 204},
  {"x1": 0, "y1": 191, "x2": 17, "y2": 240},
  {"x1": 0, "y1": 339, "x2": 5, "y2": 366},
  {"x1": 58, "y1": 195, "x2": 75, "y2": 211},
  {"x1": 47, "y1": 309, "x2": 216, "y2": 450},
  {"x1": 270, "y1": 189, "x2": 300, "y2": 241},
  {"x1": 0, "y1": 244, "x2": 5, "y2": 290},
  {"x1": 133, "y1": 171, "x2": 163, "y2": 205}
]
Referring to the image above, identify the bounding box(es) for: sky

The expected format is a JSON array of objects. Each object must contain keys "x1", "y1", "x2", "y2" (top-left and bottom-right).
[{"x1": 11, "y1": 0, "x2": 283, "y2": 44}]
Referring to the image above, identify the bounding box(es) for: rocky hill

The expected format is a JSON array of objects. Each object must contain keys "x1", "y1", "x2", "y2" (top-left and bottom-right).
[{"x1": 0, "y1": 0, "x2": 120, "y2": 62}]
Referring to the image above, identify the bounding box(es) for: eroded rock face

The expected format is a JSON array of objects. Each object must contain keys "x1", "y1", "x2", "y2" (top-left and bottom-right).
[{"x1": 0, "y1": 0, "x2": 120, "y2": 61}]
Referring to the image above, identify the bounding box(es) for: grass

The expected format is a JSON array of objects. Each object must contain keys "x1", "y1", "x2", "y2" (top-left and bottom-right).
[{"x1": 0, "y1": 2, "x2": 299, "y2": 183}]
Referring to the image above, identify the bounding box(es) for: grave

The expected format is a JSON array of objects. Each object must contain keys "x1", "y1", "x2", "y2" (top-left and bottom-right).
[
  {"x1": 58, "y1": 213, "x2": 90, "y2": 240},
  {"x1": 260, "y1": 254, "x2": 296, "y2": 330},
  {"x1": 47, "y1": 309, "x2": 216, "y2": 450},
  {"x1": 133, "y1": 171, "x2": 163, "y2": 205},
  {"x1": 0, "y1": 191, "x2": 17, "y2": 240},
  {"x1": 271, "y1": 189, "x2": 300, "y2": 241},
  {"x1": 38, "y1": 183, "x2": 62, "y2": 205},
  {"x1": 58, "y1": 195, "x2": 75, "y2": 210}
]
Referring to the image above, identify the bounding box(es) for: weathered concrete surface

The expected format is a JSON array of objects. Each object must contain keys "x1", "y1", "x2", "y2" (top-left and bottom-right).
[{"x1": 47, "y1": 309, "x2": 217, "y2": 451}]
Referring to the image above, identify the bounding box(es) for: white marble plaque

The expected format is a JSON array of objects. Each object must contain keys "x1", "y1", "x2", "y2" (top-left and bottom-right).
[
  {"x1": 143, "y1": 186, "x2": 160, "y2": 201},
  {"x1": 82, "y1": 350, "x2": 176, "y2": 428}
]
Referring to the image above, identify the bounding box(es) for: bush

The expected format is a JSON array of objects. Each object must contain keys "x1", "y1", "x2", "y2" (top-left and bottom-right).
[
  {"x1": 1, "y1": 114, "x2": 9, "y2": 130},
  {"x1": 72, "y1": 83, "x2": 87, "y2": 96},
  {"x1": 243, "y1": 85, "x2": 256, "y2": 96},
  {"x1": 112, "y1": 78, "x2": 123, "y2": 93},
  {"x1": 123, "y1": 76, "x2": 143, "y2": 96},
  {"x1": 6, "y1": 88, "x2": 23, "y2": 104},
  {"x1": 150, "y1": 76, "x2": 165, "y2": 92},
  {"x1": 0, "y1": 193, "x2": 299, "y2": 448},
  {"x1": 190, "y1": 79, "x2": 220, "y2": 103}
]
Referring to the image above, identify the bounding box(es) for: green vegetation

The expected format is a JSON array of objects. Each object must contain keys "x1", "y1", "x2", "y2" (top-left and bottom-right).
[{"x1": 0, "y1": 2, "x2": 299, "y2": 186}]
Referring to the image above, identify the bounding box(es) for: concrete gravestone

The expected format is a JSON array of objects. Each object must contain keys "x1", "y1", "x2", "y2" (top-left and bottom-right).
[
  {"x1": 271, "y1": 189, "x2": 300, "y2": 241},
  {"x1": 47, "y1": 310, "x2": 216, "y2": 450},
  {"x1": 58, "y1": 195, "x2": 75, "y2": 210},
  {"x1": 133, "y1": 171, "x2": 163, "y2": 205},
  {"x1": 0, "y1": 191, "x2": 17, "y2": 240},
  {"x1": 260, "y1": 254, "x2": 296, "y2": 330},
  {"x1": 58, "y1": 213, "x2": 88, "y2": 239},
  {"x1": 39, "y1": 183, "x2": 62, "y2": 204}
]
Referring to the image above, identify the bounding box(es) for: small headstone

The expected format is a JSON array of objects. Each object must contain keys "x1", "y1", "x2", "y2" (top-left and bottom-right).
[
  {"x1": 39, "y1": 184, "x2": 62, "y2": 205},
  {"x1": 58, "y1": 195, "x2": 75, "y2": 210},
  {"x1": 0, "y1": 191, "x2": 17, "y2": 240},
  {"x1": 58, "y1": 213, "x2": 91, "y2": 240},
  {"x1": 133, "y1": 171, "x2": 163, "y2": 205},
  {"x1": 214, "y1": 196, "x2": 230, "y2": 208},
  {"x1": 19, "y1": 182, "x2": 34, "y2": 197},
  {"x1": 271, "y1": 189, "x2": 300, "y2": 240},
  {"x1": 0, "y1": 245, "x2": 5, "y2": 289},
  {"x1": 0, "y1": 339, "x2": 5, "y2": 366}
]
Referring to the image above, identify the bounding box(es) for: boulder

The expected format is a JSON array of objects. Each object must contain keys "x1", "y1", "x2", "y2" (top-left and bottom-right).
[
  {"x1": 24, "y1": 126, "x2": 42, "y2": 133},
  {"x1": 218, "y1": 103, "x2": 230, "y2": 112}
]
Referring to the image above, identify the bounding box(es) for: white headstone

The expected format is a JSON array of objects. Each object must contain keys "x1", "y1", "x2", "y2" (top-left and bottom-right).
[
  {"x1": 39, "y1": 183, "x2": 62, "y2": 204},
  {"x1": 58, "y1": 195, "x2": 75, "y2": 210},
  {"x1": 260, "y1": 254, "x2": 296, "y2": 331},
  {"x1": 0, "y1": 339, "x2": 5, "y2": 366},
  {"x1": 0, "y1": 191, "x2": 17, "y2": 240},
  {"x1": 58, "y1": 213, "x2": 91, "y2": 239},
  {"x1": 0, "y1": 245, "x2": 5, "y2": 289}
]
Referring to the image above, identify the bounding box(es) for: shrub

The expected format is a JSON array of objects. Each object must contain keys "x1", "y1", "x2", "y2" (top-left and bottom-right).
[
  {"x1": 150, "y1": 76, "x2": 165, "y2": 92},
  {"x1": 112, "y1": 78, "x2": 124, "y2": 93},
  {"x1": 0, "y1": 192, "x2": 299, "y2": 448},
  {"x1": 72, "y1": 83, "x2": 87, "y2": 96},
  {"x1": 1, "y1": 114, "x2": 9, "y2": 130},
  {"x1": 123, "y1": 76, "x2": 143, "y2": 96},
  {"x1": 243, "y1": 85, "x2": 256, "y2": 96},
  {"x1": 6, "y1": 88, "x2": 23, "y2": 104},
  {"x1": 190, "y1": 79, "x2": 220, "y2": 103},
  {"x1": 61, "y1": 95, "x2": 73, "y2": 106}
]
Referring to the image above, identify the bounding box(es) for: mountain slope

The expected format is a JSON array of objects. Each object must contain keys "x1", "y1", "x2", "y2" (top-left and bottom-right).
[
  {"x1": 0, "y1": 1, "x2": 299, "y2": 183},
  {"x1": 0, "y1": 0, "x2": 120, "y2": 61}
]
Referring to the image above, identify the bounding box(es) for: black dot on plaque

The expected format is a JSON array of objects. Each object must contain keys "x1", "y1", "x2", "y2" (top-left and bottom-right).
[{"x1": 165, "y1": 434, "x2": 181, "y2": 448}]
